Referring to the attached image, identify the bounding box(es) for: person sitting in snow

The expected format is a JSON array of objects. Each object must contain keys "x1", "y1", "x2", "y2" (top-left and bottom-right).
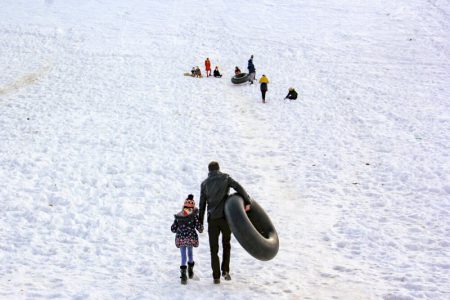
[
  {"x1": 171, "y1": 194, "x2": 204, "y2": 284},
  {"x1": 194, "y1": 66, "x2": 202, "y2": 78},
  {"x1": 284, "y1": 87, "x2": 298, "y2": 100},
  {"x1": 234, "y1": 66, "x2": 241, "y2": 75},
  {"x1": 191, "y1": 67, "x2": 196, "y2": 77},
  {"x1": 213, "y1": 66, "x2": 222, "y2": 78}
]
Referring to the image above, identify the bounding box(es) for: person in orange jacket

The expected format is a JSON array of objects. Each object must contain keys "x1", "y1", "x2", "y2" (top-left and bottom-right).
[
  {"x1": 205, "y1": 58, "x2": 211, "y2": 77},
  {"x1": 259, "y1": 74, "x2": 269, "y2": 103}
]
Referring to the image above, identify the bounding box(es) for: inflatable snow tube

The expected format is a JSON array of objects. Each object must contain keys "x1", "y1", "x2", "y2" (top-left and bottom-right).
[
  {"x1": 224, "y1": 194, "x2": 279, "y2": 261},
  {"x1": 231, "y1": 73, "x2": 250, "y2": 84}
]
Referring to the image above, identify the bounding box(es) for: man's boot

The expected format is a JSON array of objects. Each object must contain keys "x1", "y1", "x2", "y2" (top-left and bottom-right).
[
  {"x1": 222, "y1": 271, "x2": 231, "y2": 281},
  {"x1": 187, "y1": 262, "x2": 195, "y2": 279},
  {"x1": 180, "y1": 266, "x2": 187, "y2": 284}
]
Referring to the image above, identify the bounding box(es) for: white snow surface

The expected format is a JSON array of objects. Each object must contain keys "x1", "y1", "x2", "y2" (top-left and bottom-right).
[{"x1": 1, "y1": 0, "x2": 450, "y2": 299}]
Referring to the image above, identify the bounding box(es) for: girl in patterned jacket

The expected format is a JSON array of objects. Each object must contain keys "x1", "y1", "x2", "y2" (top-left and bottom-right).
[{"x1": 171, "y1": 194, "x2": 204, "y2": 284}]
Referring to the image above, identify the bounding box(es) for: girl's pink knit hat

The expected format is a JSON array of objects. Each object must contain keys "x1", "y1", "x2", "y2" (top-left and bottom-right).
[{"x1": 184, "y1": 194, "x2": 195, "y2": 208}]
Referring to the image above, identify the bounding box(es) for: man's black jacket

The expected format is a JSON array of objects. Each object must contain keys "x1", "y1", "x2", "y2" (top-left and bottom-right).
[{"x1": 199, "y1": 171, "x2": 251, "y2": 224}]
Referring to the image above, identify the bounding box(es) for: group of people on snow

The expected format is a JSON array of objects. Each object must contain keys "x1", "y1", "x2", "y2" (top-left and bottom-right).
[
  {"x1": 189, "y1": 55, "x2": 299, "y2": 103},
  {"x1": 244, "y1": 55, "x2": 298, "y2": 103},
  {"x1": 171, "y1": 161, "x2": 252, "y2": 285},
  {"x1": 191, "y1": 66, "x2": 202, "y2": 78},
  {"x1": 191, "y1": 58, "x2": 222, "y2": 78},
  {"x1": 175, "y1": 56, "x2": 297, "y2": 286},
  {"x1": 239, "y1": 55, "x2": 271, "y2": 103}
]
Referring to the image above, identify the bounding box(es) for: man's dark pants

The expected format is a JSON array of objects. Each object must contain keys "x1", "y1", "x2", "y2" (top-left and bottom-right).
[{"x1": 208, "y1": 217, "x2": 231, "y2": 279}]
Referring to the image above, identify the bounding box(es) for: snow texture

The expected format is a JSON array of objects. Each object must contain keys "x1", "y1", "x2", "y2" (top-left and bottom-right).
[{"x1": 1, "y1": 0, "x2": 449, "y2": 299}]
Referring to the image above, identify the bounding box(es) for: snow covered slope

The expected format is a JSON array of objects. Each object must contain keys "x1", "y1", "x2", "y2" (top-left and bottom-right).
[{"x1": 1, "y1": 0, "x2": 449, "y2": 299}]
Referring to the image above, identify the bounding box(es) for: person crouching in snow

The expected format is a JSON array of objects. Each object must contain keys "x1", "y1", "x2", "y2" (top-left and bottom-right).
[
  {"x1": 234, "y1": 66, "x2": 241, "y2": 75},
  {"x1": 205, "y1": 58, "x2": 211, "y2": 77},
  {"x1": 213, "y1": 66, "x2": 222, "y2": 78},
  {"x1": 284, "y1": 87, "x2": 298, "y2": 100},
  {"x1": 259, "y1": 74, "x2": 269, "y2": 103},
  {"x1": 194, "y1": 66, "x2": 202, "y2": 78},
  {"x1": 171, "y1": 194, "x2": 204, "y2": 284}
]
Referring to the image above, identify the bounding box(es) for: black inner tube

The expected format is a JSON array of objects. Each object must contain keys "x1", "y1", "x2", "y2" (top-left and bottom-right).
[{"x1": 224, "y1": 194, "x2": 279, "y2": 261}]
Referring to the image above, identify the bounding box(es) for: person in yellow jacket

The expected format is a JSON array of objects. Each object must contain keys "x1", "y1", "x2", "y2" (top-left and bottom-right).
[{"x1": 259, "y1": 74, "x2": 269, "y2": 103}]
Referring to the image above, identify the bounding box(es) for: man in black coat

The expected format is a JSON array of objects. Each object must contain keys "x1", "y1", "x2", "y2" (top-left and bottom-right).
[
  {"x1": 199, "y1": 161, "x2": 252, "y2": 284},
  {"x1": 247, "y1": 55, "x2": 256, "y2": 84}
]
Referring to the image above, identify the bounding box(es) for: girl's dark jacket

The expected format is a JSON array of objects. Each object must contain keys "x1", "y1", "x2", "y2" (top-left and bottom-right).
[{"x1": 171, "y1": 208, "x2": 203, "y2": 248}]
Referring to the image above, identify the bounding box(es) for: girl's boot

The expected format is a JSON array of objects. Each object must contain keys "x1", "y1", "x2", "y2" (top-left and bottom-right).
[
  {"x1": 187, "y1": 262, "x2": 195, "y2": 279},
  {"x1": 180, "y1": 266, "x2": 187, "y2": 284}
]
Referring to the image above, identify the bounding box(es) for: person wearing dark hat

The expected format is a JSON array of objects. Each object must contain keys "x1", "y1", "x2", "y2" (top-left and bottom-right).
[
  {"x1": 213, "y1": 66, "x2": 222, "y2": 78},
  {"x1": 247, "y1": 55, "x2": 256, "y2": 84},
  {"x1": 199, "y1": 161, "x2": 252, "y2": 284},
  {"x1": 171, "y1": 194, "x2": 204, "y2": 284}
]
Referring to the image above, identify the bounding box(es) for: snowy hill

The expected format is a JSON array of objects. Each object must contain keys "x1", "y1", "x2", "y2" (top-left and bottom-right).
[{"x1": 1, "y1": 1, "x2": 449, "y2": 299}]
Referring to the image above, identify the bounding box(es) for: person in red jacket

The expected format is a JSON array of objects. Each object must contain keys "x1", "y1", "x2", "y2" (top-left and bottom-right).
[{"x1": 205, "y1": 58, "x2": 211, "y2": 77}]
